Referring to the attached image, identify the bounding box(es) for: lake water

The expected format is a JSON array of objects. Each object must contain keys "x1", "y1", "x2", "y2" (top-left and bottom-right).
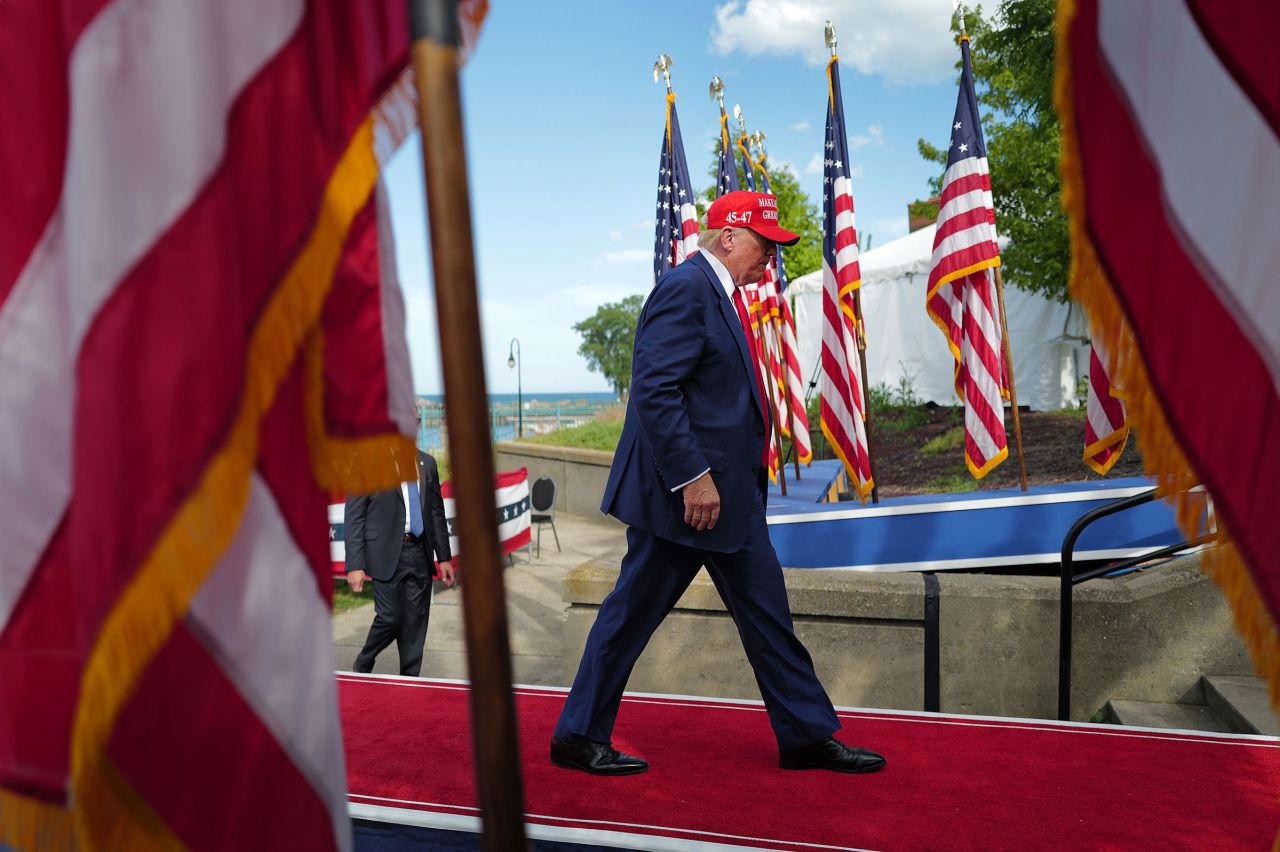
[{"x1": 414, "y1": 391, "x2": 621, "y2": 452}]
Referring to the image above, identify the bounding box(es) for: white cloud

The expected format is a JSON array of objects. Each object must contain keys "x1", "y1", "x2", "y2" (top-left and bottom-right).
[
  {"x1": 608, "y1": 229, "x2": 623, "y2": 241},
  {"x1": 635, "y1": 219, "x2": 653, "y2": 230},
  {"x1": 790, "y1": 120, "x2": 811, "y2": 132},
  {"x1": 847, "y1": 162, "x2": 864, "y2": 179},
  {"x1": 805, "y1": 151, "x2": 824, "y2": 174},
  {"x1": 711, "y1": 0, "x2": 958, "y2": 86},
  {"x1": 850, "y1": 124, "x2": 884, "y2": 149}
]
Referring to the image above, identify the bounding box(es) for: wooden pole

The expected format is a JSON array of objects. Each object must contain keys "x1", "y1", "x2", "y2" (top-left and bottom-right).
[
  {"x1": 993, "y1": 266, "x2": 1029, "y2": 492},
  {"x1": 406, "y1": 2, "x2": 528, "y2": 849},
  {"x1": 852, "y1": 290, "x2": 879, "y2": 504}
]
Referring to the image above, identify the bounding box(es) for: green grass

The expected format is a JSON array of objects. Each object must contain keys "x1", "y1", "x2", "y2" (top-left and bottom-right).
[
  {"x1": 923, "y1": 469, "x2": 979, "y2": 494},
  {"x1": 522, "y1": 418, "x2": 623, "y2": 452},
  {"x1": 332, "y1": 582, "x2": 375, "y2": 613},
  {"x1": 920, "y1": 425, "x2": 965, "y2": 455}
]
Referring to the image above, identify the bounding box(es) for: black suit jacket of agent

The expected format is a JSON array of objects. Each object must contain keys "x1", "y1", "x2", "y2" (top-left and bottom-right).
[{"x1": 343, "y1": 451, "x2": 452, "y2": 582}]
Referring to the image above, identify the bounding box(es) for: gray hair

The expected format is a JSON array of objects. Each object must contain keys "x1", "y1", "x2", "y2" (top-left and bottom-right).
[{"x1": 697, "y1": 227, "x2": 724, "y2": 252}]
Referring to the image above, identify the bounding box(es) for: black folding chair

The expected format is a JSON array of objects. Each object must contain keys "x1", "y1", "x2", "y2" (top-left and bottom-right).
[{"x1": 530, "y1": 477, "x2": 560, "y2": 558}]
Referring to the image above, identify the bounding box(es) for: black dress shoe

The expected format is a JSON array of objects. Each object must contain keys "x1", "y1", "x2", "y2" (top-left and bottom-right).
[
  {"x1": 779, "y1": 737, "x2": 886, "y2": 773},
  {"x1": 550, "y1": 736, "x2": 649, "y2": 776}
]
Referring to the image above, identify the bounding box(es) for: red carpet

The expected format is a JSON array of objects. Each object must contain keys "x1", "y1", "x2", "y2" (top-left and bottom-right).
[{"x1": 340, "y1": 674, "x2": 1280, "y2": 850}]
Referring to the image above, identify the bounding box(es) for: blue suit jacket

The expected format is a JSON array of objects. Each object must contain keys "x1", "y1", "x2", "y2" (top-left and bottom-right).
[{"x1": 601, "y1": 251, "x2": 767, "y2": 553}]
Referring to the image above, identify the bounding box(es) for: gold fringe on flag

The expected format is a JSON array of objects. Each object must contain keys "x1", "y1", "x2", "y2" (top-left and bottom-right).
[{"x1": 1055, "y1": 0, "x2": 1280, "y2": 719}]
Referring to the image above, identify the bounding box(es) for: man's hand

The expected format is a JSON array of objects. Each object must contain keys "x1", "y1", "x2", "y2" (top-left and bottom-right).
[
  {"x1": 437, "y1": 559, "x2": 455, "y2": 586},
  {"x1": 347, "y1": 569, "x2": 367, "y2": 594},
  {"x1": 682, "y1": 472, "x2": 721, "y2": 530}
]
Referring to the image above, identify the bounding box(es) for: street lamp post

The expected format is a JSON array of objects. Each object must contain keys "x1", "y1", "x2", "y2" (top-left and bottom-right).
[{"x1": 507, "y1": 338, "x2": 522, "y2": 438}]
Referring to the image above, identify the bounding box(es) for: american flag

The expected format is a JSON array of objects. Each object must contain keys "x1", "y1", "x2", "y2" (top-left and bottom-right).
[
  {"x1": 926, "y1": 35, "x2": 1009, "y2": 480},
  {"x1": 0, "y1": 3, "x2": 455, "y2": 847},
  {"x1": 716, "y1": 114, "x2": 740, "y2": 197},
  {"x1": 1059, "y1": 0, "x2": 1280, "y2": 710},
  {"x1": 756, "y1": 160, "x2": 812, "y2": 465},
  {"x1": 654, "y1": 94, "x2": 699, "y2": 282},
  {"x1": 1083, "y1": 341, "x2": 1128, "y2": 475},
  {"x1": 818, "y1": 56, "x2": 874, "y2": 500}
]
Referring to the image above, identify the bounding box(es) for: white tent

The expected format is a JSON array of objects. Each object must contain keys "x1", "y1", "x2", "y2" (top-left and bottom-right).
[{"x1": 789, "y1": 224, "x2": 1089, "y2": 411}]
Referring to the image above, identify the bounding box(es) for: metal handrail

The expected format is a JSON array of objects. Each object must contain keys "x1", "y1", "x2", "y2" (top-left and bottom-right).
[{"x1": 1057, "y1": 487, "x2": 1207, "y2": 720}]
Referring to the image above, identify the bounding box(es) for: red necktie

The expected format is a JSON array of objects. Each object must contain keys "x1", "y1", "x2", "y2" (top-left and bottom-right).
[{"x1": 732, "y1": 287, "x2": 772, "y2": 467}]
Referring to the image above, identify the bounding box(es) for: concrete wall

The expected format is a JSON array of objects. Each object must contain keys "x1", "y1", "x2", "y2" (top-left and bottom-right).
[
  {"x1": 494, "y1": 442, "x2": 613, "y2": 518},
  {"x1": 562, "y1": 552, "x2": 1253, "y2": 721}
]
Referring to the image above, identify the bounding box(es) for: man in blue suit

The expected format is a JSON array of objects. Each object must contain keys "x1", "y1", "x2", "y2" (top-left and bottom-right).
[{"x1": 551, "y1": 191, "x2": 886, "y2": 776}]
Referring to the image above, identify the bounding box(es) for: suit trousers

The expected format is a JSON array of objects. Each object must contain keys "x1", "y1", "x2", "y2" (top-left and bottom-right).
[
  {"x1": 554, "y1": 488, "x2": 839, "y2": 750},
  {"x1": 354, "y1": 539, "x2": 433, "y2": 677}
]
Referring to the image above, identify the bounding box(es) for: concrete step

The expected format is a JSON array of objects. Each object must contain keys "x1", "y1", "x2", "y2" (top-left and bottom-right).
[
  {"x1": 1204, "y1": 675, "x2": 1279, "y2": 736},
  {"x1": 1105, "y1": 699, "x2": 1232, "y2": 733}
]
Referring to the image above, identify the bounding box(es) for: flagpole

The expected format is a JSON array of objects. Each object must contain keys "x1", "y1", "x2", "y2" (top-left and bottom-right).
[
  {"x1": 405, "y1": 3, "x2": 527, "y2": 849},
  {"x1": 994, "y1": 266, "x2": 1030, "y2": 491}
]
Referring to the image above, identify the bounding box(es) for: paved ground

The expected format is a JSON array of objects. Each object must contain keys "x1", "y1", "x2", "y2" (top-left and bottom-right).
[{"x1": 332, "y1": 512, "x2": 625, "y2": 684}]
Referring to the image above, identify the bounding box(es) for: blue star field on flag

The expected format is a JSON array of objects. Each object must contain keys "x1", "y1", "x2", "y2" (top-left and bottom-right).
[
  {"x1": 653, "y1": 99, "x2": 698, "y2": 283},
  {"x1": 946, "y1": 38, "x2": 988, "y2": 170},
  {"x1": 737, "y1": 137, "x2": 757, "y2": 192},
  {"x1": 716, "y1": 116, "x2": 739, "y2": 198},
  {"x1": 822, "y1": 58, "x2": 854, "y2": 277}
]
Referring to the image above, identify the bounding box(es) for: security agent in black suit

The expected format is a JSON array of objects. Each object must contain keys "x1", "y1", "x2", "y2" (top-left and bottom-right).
[{"x1": 345, "y1": 449, "x2": 454, "y2": 677}]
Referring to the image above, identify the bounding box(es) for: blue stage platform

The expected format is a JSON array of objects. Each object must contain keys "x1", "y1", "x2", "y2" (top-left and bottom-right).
[{"x1": 765, "y1": 460, "x2": 1186, "y2": 572}]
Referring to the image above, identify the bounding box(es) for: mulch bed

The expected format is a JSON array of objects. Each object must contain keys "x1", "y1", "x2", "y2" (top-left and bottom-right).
[{"x1": 808, "y1": 405, "x2": 1145, "y2": 499}]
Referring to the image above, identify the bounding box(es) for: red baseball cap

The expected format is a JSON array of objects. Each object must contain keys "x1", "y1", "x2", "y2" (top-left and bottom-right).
[{"x1": 705, "y1": 191, "x2": 800, "y2": 246}]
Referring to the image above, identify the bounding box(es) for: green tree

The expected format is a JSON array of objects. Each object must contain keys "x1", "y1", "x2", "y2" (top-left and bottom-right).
[
  {"x1": 573, "y1": 294, "x2": 644, "y2": 400},
  {"x1": 699, "y1": 140, "x2": 823, "y2": 280},
  {"x1": 917, "y1": 0, "x2": 1068, "y2": 302}
]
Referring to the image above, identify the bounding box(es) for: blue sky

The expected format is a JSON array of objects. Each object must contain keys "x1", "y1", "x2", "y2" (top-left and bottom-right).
[{"x1": 385, "y1": 0, "x2": 965, "y2": 395}]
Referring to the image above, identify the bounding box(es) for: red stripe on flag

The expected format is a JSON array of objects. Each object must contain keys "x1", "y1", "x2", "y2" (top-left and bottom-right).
[
  {"x1": 0, "y1": 0, "x2": 110, "y2": 306},
  {"x1": 1182, "y1": 0, "x2": 1280, "y2": 136},
  {"x1": 260, "y1": 362, "x2": 334, "y2": 595},
  {"x1": 934, "y1": 205, "x2": 997, "y2": 245},
  {"x1": 834, "y1": 227, "x2": 858, "y2": 253},
  {"x1": 108, "y1": 623, "x2": 337, "y2": 851},
  {"x1": 321, "y1": 196, "x2": 395, "y2": 440},
  {"x1": 937, "y1": 170, "x2": 991, "y2": 208},
  {"x1": 1071, "y1": 0, "x2": 1280, "y2": 610},
  {"x1": 0, "y1": 530, "x2": 77, "y2": 802}
]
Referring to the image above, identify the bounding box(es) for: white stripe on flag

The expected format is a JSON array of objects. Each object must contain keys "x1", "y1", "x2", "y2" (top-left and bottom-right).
[
  {"x1": 189, "y1": 475, "x2": 350, "y2": 852},
  {"x1": 1099, "y1": 0, "x2": 1280, "y2": 395}
]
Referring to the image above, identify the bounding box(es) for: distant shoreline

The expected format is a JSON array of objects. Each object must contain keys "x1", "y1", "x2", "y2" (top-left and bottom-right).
[{"x1": 415, "y1": 391, "x2": 620, "y2": 408}]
